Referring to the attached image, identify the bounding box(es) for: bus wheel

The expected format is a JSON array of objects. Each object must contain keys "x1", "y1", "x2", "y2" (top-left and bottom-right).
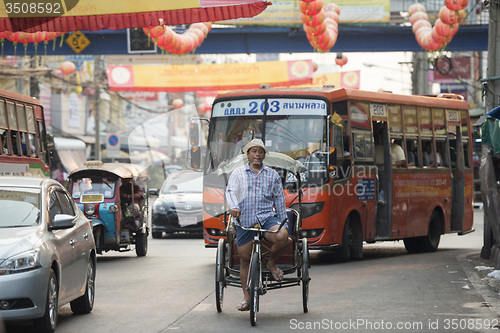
[
  {"x1": 337, "y1": 217, "x2": 363, "y2": 262},
  {"x1": 420, "y1": 212, "x2": 441, "y2": 252}
]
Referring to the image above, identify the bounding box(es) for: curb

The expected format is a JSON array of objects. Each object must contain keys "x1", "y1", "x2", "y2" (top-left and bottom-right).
[{"x1": 457, "y1": 252, "x2": 500, "y2": 316}]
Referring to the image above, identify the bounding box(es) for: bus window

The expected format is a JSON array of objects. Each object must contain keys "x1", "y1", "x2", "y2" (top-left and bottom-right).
[
  {"x1": 0, "y1": 100, "x2": 6, "y2": 128},
  {"x1": 422, "y1": 139, "x2": 439, "y2": 167},
  {"x1": 0, "y1": 129, "x2": 9, "y2": 155},
  {"x1": 403, "y1": 106, "x2": 418, "y2": 135},
  {"x1": 463, "y1": 140, "x2": 471, "y2": 168},
  {"x1": 352, "y1": 132, "x2": 373, "y2": 163},
  {"x1": 26, "y1": 106, "x2": 38, "y2": 157},
  {"x1": 388, "y1": 105, "x2": 402, "y2": 134},
  {"x1": 433, "y1": 108, "x2": 446, "y2": 135},
  {"x1": 405, "y1": 138, "x2": 419, "y2": 167},
  {"x1": 435, "y1": 139, "x2": 449, "y2": 167},
  {"x1": 37, "y1": 120, "x2": 49, "y2": 166},
  {"x1": 418, "y1": 107, "x2": 432, "y2": 136}
]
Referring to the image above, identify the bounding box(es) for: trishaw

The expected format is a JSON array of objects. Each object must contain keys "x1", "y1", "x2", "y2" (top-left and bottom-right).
[
  {"x1": 68, "y1": 161, "x2": 149, "y2": 256},
  {"x1": 214, "y1": 152, "x2": 310, "y2": 326}
]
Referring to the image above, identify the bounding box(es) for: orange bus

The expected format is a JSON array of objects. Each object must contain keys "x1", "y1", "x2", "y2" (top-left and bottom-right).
[
  {"x1": 0, "y1": 89, "x2": 51, "y2": 177},
  {"x1": 190, "y1": 86, "x2": 474, "y2": 261}
]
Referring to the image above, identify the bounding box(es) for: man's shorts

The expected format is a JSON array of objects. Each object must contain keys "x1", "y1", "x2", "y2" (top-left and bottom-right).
[{"x1": 236, "y1": 216, "x2": 287, "y2": 247}]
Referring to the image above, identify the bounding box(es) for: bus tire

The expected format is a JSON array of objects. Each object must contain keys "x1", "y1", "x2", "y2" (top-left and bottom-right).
[
  {"x1": 420, "y1": 211, "x2": 441, "y2": 252},
  {"x1": 337, "y1": 217, "x2": 362, "y2": 262}
]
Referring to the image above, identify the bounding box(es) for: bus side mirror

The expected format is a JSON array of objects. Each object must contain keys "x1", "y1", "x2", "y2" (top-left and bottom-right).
[
  {"x1": 189, "y1": 146, "x2": 202, "y2": 170},
  {"x1": 329, "y1": 149, "x2": 337, "y2": 166},
  {"x1": 189, "y1": 123, "x2": 199, "y2": 146}
]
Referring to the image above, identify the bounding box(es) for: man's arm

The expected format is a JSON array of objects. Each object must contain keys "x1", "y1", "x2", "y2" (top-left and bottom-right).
[{"x1": 226, "y1": 170, "x2": 242, "y2": 219}]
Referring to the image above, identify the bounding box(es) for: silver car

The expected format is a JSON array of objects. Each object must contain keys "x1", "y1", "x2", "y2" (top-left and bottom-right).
[{"x1": 0, "y1": 177, "x2": 96, "y2": 333}]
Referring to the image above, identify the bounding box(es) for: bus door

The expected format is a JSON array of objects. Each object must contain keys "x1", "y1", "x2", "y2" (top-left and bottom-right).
[
  {"x1": 373, "y1": 120, "x2": 392, "y2": 239},
  {"x1": 448, "y1": 120, "x2": 465, "y2": 232}
]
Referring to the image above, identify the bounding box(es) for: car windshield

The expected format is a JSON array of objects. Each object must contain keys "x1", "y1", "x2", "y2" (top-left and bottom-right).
[
  {"x1": 161, "y1": 173, "x2": 203, "y2": 194},
  {"x1": 0, "y1": 187, "x2": 40, "y2": 227},
  {"x1": 71, "y1": 177, "x2": 116, "y2": 199}
]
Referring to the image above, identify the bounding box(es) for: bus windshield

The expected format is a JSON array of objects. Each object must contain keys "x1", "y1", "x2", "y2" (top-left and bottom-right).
[{"x1": 206, "y1": 114, "x2": 326, "y2": 186}]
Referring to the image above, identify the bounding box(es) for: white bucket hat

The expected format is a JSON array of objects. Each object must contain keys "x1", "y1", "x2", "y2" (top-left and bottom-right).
[{"x1": 243, "y1": 138, "x2": 269, "y2": 154}]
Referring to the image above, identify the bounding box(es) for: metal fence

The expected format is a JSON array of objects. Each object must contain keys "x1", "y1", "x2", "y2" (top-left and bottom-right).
[{"x1": 390, "y1": 0, "x2": 489, "y2": 25}]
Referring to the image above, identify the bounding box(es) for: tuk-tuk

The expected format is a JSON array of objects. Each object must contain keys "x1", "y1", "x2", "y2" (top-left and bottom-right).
[{"x1": 68, "y1": 161, "x2": 149, "y2": 256}]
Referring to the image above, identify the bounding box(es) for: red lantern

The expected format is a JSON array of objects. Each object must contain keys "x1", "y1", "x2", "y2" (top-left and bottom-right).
[
  {"x1": 410, "y1": 11, "x2": 429, "y2": 25},
  {"x1": 438, "y1": 6, "x2": 458, "y2": 25},
  {"x1": 408, "y1": 3, "x2": 426, "y2": 15},
  {"x1": 323, "y1": 3, "x2": 340, "y2": 15},
  {"x1": 299, "y1": 0, "x2": 323, "y2": 16},
  {"x1": 61, "y1": 61, "x2": 76, "y2": 75},
  {"x1": 172, "y1": 99, "x2": 184, "y2": 109},
  {"x1": 149, "y1": 25, "x2": 165, "y2": 39},
  {"x1": 335, "y1": 54, "x2": 348, "y2": 67},
  {"x1": 434, "y1": 19, "x2": 454, "y2": 41},
  {"x1": 412, "y1": 19, "x2": 431, "y2": 33},
  {"x1": 444, "y1": 0, "x2": 469, "y2": 11},
  {"x1": 301, "y1": 10, "x2": 326, "y2": 27}
]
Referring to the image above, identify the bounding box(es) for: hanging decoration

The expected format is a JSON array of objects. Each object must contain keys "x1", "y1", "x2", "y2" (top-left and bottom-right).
[
  {"x1": 145, "y1": 22, "x2": 212, "y2": 55},
  {"x1": 408, "y1": 1, "x2": 467, "y2": 52},
  {"x1": 0, "y1": 31, "x2": 61, "y2": 56},
  {"x1": 61, "y1": 61, "x2": 76, "y2": 75},
  {"x1": 300, "y1": 0, "x2": 340, "y2": 52},
  {"x1": 335, "y1": 53, "x2": 348, "y2": 67}
]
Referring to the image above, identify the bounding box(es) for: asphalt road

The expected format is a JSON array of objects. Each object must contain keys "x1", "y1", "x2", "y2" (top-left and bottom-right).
[{"x1": 4, "y1": 208, "x2": 500, "y2": 333}]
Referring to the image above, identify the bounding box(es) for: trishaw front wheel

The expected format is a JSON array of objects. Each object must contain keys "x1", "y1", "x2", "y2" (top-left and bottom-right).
[{"x1": 249, "y1": 254, "x2": 260, "y2": 326}]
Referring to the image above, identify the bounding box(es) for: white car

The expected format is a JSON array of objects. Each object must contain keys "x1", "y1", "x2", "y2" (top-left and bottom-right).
[{"x1": 0, "y1": 177, "x2": 96, "y2": 333}]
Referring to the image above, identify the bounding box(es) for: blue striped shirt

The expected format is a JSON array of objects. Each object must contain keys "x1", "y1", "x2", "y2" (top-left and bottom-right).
[{"x1": 226, "y1": 163, "x2": 287, "y2": 228}]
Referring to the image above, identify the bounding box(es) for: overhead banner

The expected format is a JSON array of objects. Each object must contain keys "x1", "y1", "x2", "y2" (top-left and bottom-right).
[
  {"x1": 0, "y1": 0, "x2": 269, "y2": 32},
  {"x1": 108, "y1": 60, "x2": 315, "y2": 92},
  {"x1": 300, "y1": 71, "x2": 360, "y2": 89},
  {"x1": 220, "y1": 0, "x2": 391, "y2": 25}
]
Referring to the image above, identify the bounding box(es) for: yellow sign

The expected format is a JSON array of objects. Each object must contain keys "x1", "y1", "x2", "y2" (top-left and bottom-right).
[
  {"x1": 81, "y1": 194, "x2": 104, "y2": 203},
  {"x1": 66, "y1": 31, "x2": 90, "y2": 54}
]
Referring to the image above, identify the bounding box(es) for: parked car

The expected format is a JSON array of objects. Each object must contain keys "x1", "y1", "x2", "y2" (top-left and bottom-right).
[
  {"x1": 151, "y1": 170, "x2": 203, "y2": 238},
  {"x1": 0, "y1": 177, "x2": 96, "y2": 333}
]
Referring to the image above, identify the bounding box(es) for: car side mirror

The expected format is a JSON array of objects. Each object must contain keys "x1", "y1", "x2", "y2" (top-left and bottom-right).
[
  {"x1": 50, "y1": 214, "x2": 76, "y2": 230},
  {"x1": 148, "y1": 189, "x2": 158, "y2": 197}
]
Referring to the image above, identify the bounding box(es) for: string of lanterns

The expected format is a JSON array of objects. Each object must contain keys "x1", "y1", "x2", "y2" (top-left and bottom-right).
[
  {"x1": 408, "y1": 0, "x2": 468, "y2": 51},
  {"x1": 144, "y1": 22, "x2": 212, "y2": 55},
  {"x1": 300, "y1": 0, "x2": 340, "y2": 53},
  {"x1": 0, "y1": 31, "x2": 63, "y2": 56}
]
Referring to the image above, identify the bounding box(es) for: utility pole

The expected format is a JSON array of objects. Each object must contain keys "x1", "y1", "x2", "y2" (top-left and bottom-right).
[
  {"x1": 481, "y1": 0, "x2": 500, "y2": 259},
  {"x1": 94, "y1": 55, "x2": 104, "y2": 161},
  {"x1": 411, "y1": 52, "x2": 429, "y2": 95}
]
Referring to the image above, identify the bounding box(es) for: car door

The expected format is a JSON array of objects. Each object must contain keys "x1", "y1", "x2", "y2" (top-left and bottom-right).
[{"x1": 49, "y1": 186, "x2": 89, "y2": 303}]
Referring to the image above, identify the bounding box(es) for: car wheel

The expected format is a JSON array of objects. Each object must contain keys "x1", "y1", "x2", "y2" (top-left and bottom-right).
[
  {"x1": 70, "y1": 257, "x2": 95, "y2": 314},
  {"x1": 34, "y1": 268, "x2": 58, "y2": 333},
  {"x1": 152, "y1": 231, "x2": 163, "y2": 239}
]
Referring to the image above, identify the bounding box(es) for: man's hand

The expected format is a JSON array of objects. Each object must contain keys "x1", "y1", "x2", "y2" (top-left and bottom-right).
[{"x1": 230, "y1": 208, "x2": 241, "y2": 220}]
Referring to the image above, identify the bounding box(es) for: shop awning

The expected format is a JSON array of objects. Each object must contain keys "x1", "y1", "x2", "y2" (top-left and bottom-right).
[{"x1": 0, "y1": 0, "x2": 270, "y2": 33}]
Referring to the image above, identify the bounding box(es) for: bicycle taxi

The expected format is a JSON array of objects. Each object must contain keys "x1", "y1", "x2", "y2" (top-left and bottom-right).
[
  {"x1": 68, "y1": 161, "x2": 149, "y2": 256},
  {"x1": 214, "y1": 152, "x2": 310, "y2": 326}
]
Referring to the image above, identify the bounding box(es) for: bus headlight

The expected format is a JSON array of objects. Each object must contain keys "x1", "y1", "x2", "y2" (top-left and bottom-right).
[
  {"x1": 290, "y1": 202, "x2": 324, "y2": 218},
  {"x1": 206, "y1": 228, "x2": 226, "y2": 236},
  {"x1": 204, "y1": 202, "x2": 228, "y2": 217},
  {"x1": 84, "y1": 204, "x2": 96, "y2": 216},
  {"x1": 109, "y1": 205, "x2": 118, "y2": 214}
]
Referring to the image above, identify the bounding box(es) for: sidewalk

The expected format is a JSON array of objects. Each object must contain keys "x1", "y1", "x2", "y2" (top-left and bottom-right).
[{"x1": 459, "y1": 252, "x2": 500, "y2": 316}]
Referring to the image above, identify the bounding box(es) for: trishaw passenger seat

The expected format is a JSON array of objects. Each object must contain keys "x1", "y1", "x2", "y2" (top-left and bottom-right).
[{"x1": 286, "y1": 209, "x2": 296, "y2": 236}]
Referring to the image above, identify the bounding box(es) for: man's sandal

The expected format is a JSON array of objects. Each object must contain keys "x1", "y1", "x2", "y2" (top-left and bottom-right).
[{"x1": 237, "y1": 301, "x2": 250, "y2": 311}]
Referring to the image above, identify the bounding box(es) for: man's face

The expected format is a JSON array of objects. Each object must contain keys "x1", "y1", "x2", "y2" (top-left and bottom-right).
[{"x1": 247, "y1": 146, "x2": 266, "y2": 165}]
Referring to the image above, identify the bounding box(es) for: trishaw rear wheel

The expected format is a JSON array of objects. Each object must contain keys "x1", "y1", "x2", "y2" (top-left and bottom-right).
[
  {"x1": 135, "y1": 231, "x2": 148, "y2": 257},
  {"x1": 301, "y1": 238, "x2": 309, "y2": 313},
  {"x1": 215, "y1": 238, "x2": 226, "y2": 313}
]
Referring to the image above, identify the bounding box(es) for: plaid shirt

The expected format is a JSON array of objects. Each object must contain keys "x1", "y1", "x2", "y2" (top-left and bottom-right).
[{"x1": 226, "y1": 163, "x2": 287, "y2": 228}]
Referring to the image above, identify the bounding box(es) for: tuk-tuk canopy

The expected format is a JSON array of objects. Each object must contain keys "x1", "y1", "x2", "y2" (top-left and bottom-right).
[
  {"x1": 68, "y1": 161, "x2": 147, "y2": 181},
  {"x1": 217, "y1": 152, "x2": 307, "y2": 176}
]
